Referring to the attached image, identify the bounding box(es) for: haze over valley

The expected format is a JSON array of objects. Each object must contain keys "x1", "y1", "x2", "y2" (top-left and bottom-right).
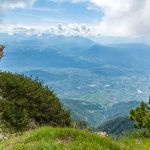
[{"x1": 1, "y1": 34, "x2": 150, "y2": 126}]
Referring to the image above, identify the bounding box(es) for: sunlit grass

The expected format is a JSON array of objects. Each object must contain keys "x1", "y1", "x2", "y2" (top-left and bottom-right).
[
  {"x1": 0, "y1": 127, "x2": 150, "y2": 150},
  {"x1": 0, "y1": 127, "x2": 119, "y2": 150}
]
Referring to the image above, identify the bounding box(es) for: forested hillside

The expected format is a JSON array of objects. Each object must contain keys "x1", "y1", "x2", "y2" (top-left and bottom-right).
[
  {"x1": 0, "y1": 72, "x2": 71, "y2": 131},
  {"x1": 97, "y1": 117, "x2": 132, "y2": 135}
]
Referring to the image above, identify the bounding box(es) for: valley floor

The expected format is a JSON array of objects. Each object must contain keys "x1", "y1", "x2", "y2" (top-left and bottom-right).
[{"x1": 0, "y1": 127, "x2": 150, "y2": 150}]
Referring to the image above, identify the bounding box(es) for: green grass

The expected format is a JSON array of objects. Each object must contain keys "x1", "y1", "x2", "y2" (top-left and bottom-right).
[
  {"x1": 0, "y1": 127, "x2": 150, "y2": 150},
  {"x1": 119, "y1": 138, "x2": 150, "y2": 150}
]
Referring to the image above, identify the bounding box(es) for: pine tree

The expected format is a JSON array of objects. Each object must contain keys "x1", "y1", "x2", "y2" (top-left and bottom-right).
[{"x1": 129, "y1": 97, "x2": 150, "y2": 130}]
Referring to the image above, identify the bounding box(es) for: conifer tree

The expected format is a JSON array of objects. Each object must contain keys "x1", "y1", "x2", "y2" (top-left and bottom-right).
[
  {"x1": 0, "y1": 72, "x2": 71, "y2": 131},
  {"x1": 129, "y1": 97, "x2": 150, "y2": 130}
]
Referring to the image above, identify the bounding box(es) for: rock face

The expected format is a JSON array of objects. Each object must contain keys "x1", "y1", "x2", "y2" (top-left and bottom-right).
[{"x1": 0, "y1": 45, "x2": 5, "y2": 59}]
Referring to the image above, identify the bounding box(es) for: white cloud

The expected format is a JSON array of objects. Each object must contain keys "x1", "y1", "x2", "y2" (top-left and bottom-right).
[
  {"x1": 0, "y1": 24, "x2": 94, "y2": 36},
  {"x1": 1, "y1": 0, "x2": 150, "y2": 37},
  {"x1": 90, "y1": 0, "x2": 150, "y2": 36},
  {"x1": 0, "y1": 0, "x2": 36, "y2": 23},
  {"x1": 44, "y1": 0, "x2": 150, "y2": 37},
  {"x1": 0, "y1": 0, "x2": 36, "y2": 9}
]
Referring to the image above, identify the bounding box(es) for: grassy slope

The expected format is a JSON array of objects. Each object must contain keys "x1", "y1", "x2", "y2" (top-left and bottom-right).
[
  {"x1": 120, "y1": 138, "x2": 150, "y2": 150},
  {"x1": 0, "y1": 127, "x2": 150, "y2": 150}
]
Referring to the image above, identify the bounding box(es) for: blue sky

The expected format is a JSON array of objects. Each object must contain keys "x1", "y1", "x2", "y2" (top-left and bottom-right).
[
  {"x1": 1, "y1": 0, "x2": 102, "y2": 25},
  {"x1": 0, "y1": 0, "x2": 150, "y2": 37}
]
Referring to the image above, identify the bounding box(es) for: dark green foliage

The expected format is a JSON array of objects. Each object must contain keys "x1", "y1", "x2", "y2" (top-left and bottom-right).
[
  {"x1": 0, "y1": 98, "x2": 29, "y2": 131},
  {"x1": 129, "y1": 98, "x2": 150, "y2": 131},
  {"x1": 0, "y1": 72, "x2": 71, "y2": 131},
  {"x1": 97, "y1": 117, "x2": 133, "y2": 135}
]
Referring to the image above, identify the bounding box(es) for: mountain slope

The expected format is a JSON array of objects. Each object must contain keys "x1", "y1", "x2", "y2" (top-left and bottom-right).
[
  {"x1": 2, "y1": 34, "x2": 150, "y2": 74},
  {"x1": 97, "y1": 117, "x2": 133, "y2": 135},
  {"x1": 62, "y1": 99, "x2": 140, "y2": 126},
  {"x1": 23, "y1": 70, "x2": 68, "y2": 82},
  {"x1": 1, "y1": 50, "x2": 100, "y2": 69},
  {"x1": 104, "y1": 101, "x2": 140, "y2": 120}
]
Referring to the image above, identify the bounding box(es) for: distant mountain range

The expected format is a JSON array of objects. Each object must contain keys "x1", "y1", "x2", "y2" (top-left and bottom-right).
[
  {"x1": 1, "y1": 34, "x2": 150, "y2": 74},
  {"x1": 1, "y1": 34, "x2": 150, "y2": 127}
]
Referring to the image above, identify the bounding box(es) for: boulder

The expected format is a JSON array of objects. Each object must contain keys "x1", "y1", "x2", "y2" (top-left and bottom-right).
[{"x1": 95, "y1": 131, "x2": 108, "y2": 137}]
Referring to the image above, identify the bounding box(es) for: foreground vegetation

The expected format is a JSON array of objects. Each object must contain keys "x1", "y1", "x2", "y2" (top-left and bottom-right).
[
  {"x1": 0, "y1": 127, "x2": 150, "y2": 150},
  {"x1": 0, "y1": 66, "x2": 149, "y2": 149},
  {"x1": 0, "y1": 72, "x2": 71, "y2": 132},
  {"x1": 0, "y1": 127, "x2": 119, "y2": 150},
  {"x1": 130, "y1": 99, "x2": 150, "y2": 131}
]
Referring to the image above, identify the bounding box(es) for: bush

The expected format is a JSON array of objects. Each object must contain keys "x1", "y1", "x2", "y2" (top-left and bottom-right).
[{"x1": 0, "y1": 72, "x2": 71, "y2": 131}]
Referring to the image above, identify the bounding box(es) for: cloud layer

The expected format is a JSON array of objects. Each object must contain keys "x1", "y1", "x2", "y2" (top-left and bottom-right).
[
  {"x1": 91, "y1": 0, "x2": 150, "y2": 36},
  {"x1": 53, "y1": 0, "x2": 150, "y2": 36},
  {"x1": 0, "y1": 24, "x2": 94, "y2": 36},
  {"x1": 1, "y1": 0, "x2": 150, "y2": 37}
]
